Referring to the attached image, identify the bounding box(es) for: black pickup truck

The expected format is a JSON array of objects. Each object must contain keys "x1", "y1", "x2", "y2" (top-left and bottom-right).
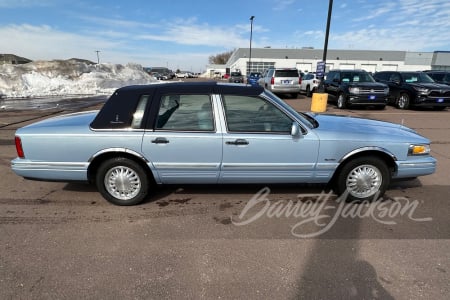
[{"x1": 373, "y1": 71, "x2": 450, "y2": 110}]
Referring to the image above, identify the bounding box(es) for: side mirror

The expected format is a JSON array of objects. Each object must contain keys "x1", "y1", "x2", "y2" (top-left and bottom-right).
[{"x1": 291, "y1": 122, "x2": 303, "y2": 138}]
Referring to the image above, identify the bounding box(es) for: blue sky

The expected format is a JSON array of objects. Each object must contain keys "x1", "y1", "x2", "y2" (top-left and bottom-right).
[{"x1": 1, "y1": 0, "x2": 449, "y2": 72}]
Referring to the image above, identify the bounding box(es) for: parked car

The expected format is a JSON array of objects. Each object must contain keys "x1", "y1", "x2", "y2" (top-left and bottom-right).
[
  {"x1": 11, "y1": 82, "x2": 436, "y2": 205},
  {"x1": 258, "y1": 67, "x2": 301, "y2": 97},
  {"x1": 300, "y1": 72, "x2": 321, "y2": 97},
  {"x1": 324, "y1": 69, "x2": 389, "y2": 109},
  {"x1": 152, "y1": 73, "x2": 168, "y2": 80},
  {"x1": 423, "y1": 70, "x2": 450, "y2": 86},
  {"x1": 228, "y1": 71, "x2": 244, "y2": 83},
  {"x1": 175, "y1": 71, "x2": 192, "y2": 78},
  {"x1": 373, "y1": 71, "x2": 450, "y2": 110},
  {"x1": 246, "y1": 72, "x2": 262, "y2": 86}
]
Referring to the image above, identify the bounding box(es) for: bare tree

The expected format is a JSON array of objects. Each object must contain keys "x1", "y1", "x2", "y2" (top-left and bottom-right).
[{"x1": 208, "y1": 50, "x2": 234, "y2": 65}]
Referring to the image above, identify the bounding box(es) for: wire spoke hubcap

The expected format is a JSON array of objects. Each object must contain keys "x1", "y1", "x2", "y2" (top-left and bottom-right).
[
  {"x1": 346, "y1": 165, "x2": 382, "y2": 199},
  {"x1": 105, "y1": 166, "x2": 141, "y2": 200}
]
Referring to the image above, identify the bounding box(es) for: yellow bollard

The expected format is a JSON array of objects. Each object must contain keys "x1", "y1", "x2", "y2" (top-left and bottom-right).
[{"x1": 311, "y1": 93, "x2": 328, "y2": 112}]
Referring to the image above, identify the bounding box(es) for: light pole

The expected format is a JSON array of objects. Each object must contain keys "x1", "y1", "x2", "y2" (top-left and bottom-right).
[
  {"x1": 249, "y1": 16, "x2": 255, "y2": 75},
  {"x1": 318, "y1": 0, "x2": 333, "y2": 92},
  {"x1": 95, "y1": 50, "x2": 100, "y2": 64}
]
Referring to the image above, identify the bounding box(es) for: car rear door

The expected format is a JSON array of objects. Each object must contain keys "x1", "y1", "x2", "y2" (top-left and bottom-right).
[{"x1": 141, "y1": 88, "x2": 223, "y2": 184}]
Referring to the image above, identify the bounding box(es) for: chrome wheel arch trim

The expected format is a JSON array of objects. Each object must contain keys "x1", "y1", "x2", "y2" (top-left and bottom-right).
[
  {"x1": 88, "y1": 148, "x2": 149, "y2": 163},
  {"x1": 339, "y1": 147, "x2": 398, "y2": 163}
]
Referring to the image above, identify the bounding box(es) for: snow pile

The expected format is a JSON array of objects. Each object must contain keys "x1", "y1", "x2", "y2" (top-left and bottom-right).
[{"x1": 0, "y1": 59, "x2": 158, "y2": 99}]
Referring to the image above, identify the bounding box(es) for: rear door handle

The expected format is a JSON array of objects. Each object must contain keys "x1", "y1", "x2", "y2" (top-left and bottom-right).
[
  {"x1": 151, "y1": 137, "x2": 169, "y2": 144},
  {"x1": 226, "y1": 139, "x2": 249, "y2": 146}
]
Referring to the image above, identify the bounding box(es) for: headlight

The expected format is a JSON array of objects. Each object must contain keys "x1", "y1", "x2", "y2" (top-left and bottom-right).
[
  {"x1": 384, "y1": 87, "x2": 389, "y2": 94},
  {"x1": 412, "y1": 86, "x2": 429, "y2": 94},
  {"x1": 408, "y1": 144, "x2": 430, "y2": 156},
  {"x1": 348, "y1": 87, "x2": 360, "y2": 94}
]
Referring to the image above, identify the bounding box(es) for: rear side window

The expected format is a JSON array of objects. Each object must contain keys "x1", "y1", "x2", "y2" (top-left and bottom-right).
[{"x1": 155, "y1": 94, "x2": 214, "y2": 131}]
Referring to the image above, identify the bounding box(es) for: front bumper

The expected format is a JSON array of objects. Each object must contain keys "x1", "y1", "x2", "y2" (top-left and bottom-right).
[
  {"x1": 394, "y1": 156, "x2": 437, "y2": 179},
  {"x1": 347, "y1": 94, "x2": 388, "y2": 106},
  {"x1": 413, "y1": 96, "x2": 450, "y2": 107}
]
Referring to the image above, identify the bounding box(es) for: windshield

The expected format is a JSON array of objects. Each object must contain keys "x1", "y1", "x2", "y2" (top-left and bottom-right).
[
  {"x1": 401, "y1": 72, "x2": 435, "y2": 83},
  {"x1": 231, "y1": 72, "x2": 242, "y2": 76},
  {"x1": 341, "y1": 72, "x2": 375, "y2": 83},
  {"x1": 262, "y1": 90, "x2": 316, "y2": 129}
]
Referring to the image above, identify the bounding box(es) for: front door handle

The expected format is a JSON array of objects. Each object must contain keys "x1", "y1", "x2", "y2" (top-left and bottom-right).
[
  {"x1": 151, "y1": 137, "x2": 169, "y2": 144},
  {"x1": 226, "y1": 139, "x2": 249, "y2": 146}
]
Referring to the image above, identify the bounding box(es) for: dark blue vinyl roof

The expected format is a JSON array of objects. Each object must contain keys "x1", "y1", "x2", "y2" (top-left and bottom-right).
[{"x1": 91, "y1": 82, "x2": 264, "y2": 129}]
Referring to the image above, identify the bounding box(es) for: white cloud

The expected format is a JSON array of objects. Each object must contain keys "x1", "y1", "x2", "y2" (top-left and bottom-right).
[{"x1": 273, "y1": 0, "x2": 295, "y2": 11}]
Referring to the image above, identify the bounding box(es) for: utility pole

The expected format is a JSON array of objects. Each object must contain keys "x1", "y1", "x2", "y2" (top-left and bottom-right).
[
  {"x1": 249, "y1": 16, "x2": 255, "y2": 75},
  {"x1": 95, "y1": 50, "x2": 101, "y2": 64},
  {"x1": 317, "y1": 0, "x2": 333, "y2": 92}
]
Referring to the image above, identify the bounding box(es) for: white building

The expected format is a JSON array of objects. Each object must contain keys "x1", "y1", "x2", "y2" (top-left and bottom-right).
[{"x1": 221, "y1": 48, "x2": 450, "y2": 76}]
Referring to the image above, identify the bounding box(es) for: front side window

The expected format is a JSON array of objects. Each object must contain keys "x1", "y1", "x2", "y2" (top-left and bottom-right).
[
  {"x1": 222, "y1": 95, "x2": 292, "y2": 133},
  {"x1": 156, "y1": 94, "x2": 214, "y2": 131}
]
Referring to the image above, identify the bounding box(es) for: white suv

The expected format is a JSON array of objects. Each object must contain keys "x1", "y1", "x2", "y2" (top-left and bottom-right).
[
  {"x1": 258, "y1": 68, "x2": 301, "y2": 97},
  {"x1": 300, "y1": 73, "x2": 321, "y2": 97}
]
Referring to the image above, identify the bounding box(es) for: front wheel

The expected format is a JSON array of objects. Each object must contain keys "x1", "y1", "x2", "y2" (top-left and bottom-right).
[
  {"x1": 335, "y1": 156, "x2": 390, "y2": 202},
  {"x1": 96, "y1": 157, "x2": 149, "y2": 206},
  {"x1": 397, "y1": 93, "x2": 410, "y2": 109},
  {"x1": 337, "y1": 94, "x2": 347, "y2": 109}
]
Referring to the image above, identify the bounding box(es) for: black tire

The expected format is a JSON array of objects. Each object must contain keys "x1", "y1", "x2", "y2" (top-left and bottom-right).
[
  {"x1": 306, "y1": 85, "x2": 312, "y2": 97},
  {"x1": 396, "y1": 93, "x2": 410, "y2": 109},
  {"x1": 96, "y1": 157, "x2": 149, "y2": 206},
  {"x1": 337, "y1": 93, "x2": 347, "y2": 109},
  {"x1": 334, "y1": 156, "x2": 390, "y2": 202}
]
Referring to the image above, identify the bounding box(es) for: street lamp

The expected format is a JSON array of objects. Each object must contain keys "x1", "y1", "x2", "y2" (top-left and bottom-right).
[
  {"x1": 95, "y1": 50, "x2": 100, "y2": 64},
  {"x1": 249, "y1": 16, "x2": 255, "y2": 75},
  {"x1": 318, "y1": 0, "x2": 333, "y2": 92}
]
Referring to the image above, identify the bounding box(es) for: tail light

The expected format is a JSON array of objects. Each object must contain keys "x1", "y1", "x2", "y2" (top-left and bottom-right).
[
  {"x1": 15, "y1": 136, "x2": 25, "y2": 158},
  {"x1": 299, "y1": 77, "x2": 302, "y2": 85},
  {"x1": 271, "y1": 77, "x2": 274, "y2": 85}
]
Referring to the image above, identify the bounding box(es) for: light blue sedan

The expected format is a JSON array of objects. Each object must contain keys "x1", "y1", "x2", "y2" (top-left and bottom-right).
[{"x1": 11, "y1": 82, "x2": 436, "y2": 205}]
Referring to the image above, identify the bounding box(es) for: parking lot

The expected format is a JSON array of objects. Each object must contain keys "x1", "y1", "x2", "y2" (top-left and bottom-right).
[{"x1": 0, "y1": 88, "x2": 449, "y2": 299}]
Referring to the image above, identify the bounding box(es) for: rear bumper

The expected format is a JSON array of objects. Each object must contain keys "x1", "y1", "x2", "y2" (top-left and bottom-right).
[
  {"x1": 11, "y1": 158, "x2": 89, "y2": 181},
  {"x1": 270, "y1": 85, "x2": 301, "y2": 94}
]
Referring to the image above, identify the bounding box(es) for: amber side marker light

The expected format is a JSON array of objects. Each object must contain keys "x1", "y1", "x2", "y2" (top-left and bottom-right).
[{"x1": 15, "y1": 136, "x2": 25, "y2": 158}]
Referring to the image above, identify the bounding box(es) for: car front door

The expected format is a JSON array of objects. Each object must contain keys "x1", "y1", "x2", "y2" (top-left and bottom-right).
[
  {"x1": 219, "y1": 95, "x2": 320, "y2": 183},
  {"x1": 142, "y1": 93, "x2": 222, "y2": 184},
  {"x1": 323, "y1": 71, "x2": 339, "y2": 101}
]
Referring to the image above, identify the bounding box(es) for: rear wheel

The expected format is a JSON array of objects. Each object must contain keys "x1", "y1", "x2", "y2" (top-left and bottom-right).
[
  {"x1": 306, "y1": 85, "x2": 312, "y2": 97},
  {"x1": 96, "y1": 157, "x2": 149, "y2": 206},
  {"x1": 335, "y1": 156, "x2": 390, "y2": 202},
  {"x1": 397, "y1": 93, "x2": 410, "y2": 109},
  {"x1": 337, "y1": 93, "x2": 347, "y2": 109}
]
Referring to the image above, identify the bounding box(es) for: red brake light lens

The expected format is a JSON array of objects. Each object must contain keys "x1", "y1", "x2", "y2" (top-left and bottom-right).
[
  {"x1": 15, "y1": 136, "x2": 25, "y2": 158},
  {"x1": 271, "y1": 77, "x2": 274, "y2": 85}
]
